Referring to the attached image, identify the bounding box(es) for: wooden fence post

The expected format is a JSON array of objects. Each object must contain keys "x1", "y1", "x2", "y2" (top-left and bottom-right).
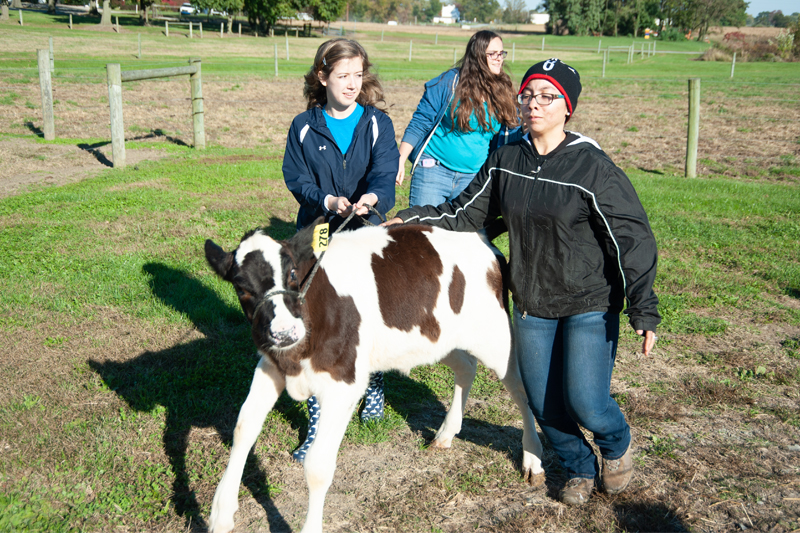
[
  {"x1": 49, "y1": 37, "x2": 54, "y2": 73},
  {"x1": 238, "y1": 22, "x2": 241, "y2": 36},
  {"x1": 285, "y1": 32, "x2": 289, "y2": 60},
  {"x1": 685, "y1": 78, "x2": 700, "y2": 178},
  {"x1": 37, "y1": 49, "x2": 55, "y2": 141},
  {"x1": 19, "y1": 9, "x2": 23, "y2": 26},
  {"x1": 408, "y1": 40, "x2": 412, "y2": 61},
  {"x1": 220, "y1": 22, "x2": 223, "y2": 38},
  {"x1": 199, "y1": 22, "x2": 202, "y2": 38},
  {"x1": 69, "y1": 13, "x2": 72, "y2": 28},
  {"x1": 165, "y1": 20, "x2": 169, "y2": 37},
  {"x1": 602, "y1": 49, "x2": 607, "y2": 78},
  {"x1": 115, "y1": 15, "x2": 119, "y2": 31},
  {"x1": 189, "y1": 58, "x2": 205, "y2": 150},
  {"x1": 106, "y1": 63, "x2": 126, "y2": 168},
  {"x1": 138, "y1": 33, "x2": 141, "y2": 58},
  {"x1": 730, "y1": 52, "x2": 736, "y2": 79},
  {"x1": 189, "y1": 21, "x2": 193, "y2": 38}
]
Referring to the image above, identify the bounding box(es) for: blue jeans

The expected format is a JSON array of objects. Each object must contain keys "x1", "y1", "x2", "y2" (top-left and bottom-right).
[
  {"x1": 409, "y1": 157, "x2": 476, "y2": 207},
  {"x1": 513, "y1": 307, "x2": 630, "y2": 480}
]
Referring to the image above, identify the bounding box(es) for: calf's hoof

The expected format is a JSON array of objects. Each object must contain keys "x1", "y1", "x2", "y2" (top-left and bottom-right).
[
  {"x1": 429, "y1": 438, "x2": 453, "y2": 449},
  {"x1": 525, "y1": 470, "x2": 546, "y2": 490}
]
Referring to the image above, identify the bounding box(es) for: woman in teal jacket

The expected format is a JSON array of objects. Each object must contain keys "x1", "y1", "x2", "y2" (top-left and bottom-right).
[{"x1": 396, "y1": 30, "x2": 519, "y2": 208}]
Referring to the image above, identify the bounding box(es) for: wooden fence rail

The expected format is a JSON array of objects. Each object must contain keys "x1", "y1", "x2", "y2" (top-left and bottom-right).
[{"x1": 106, "y1": 58, "x2": 204, "y2": 168}]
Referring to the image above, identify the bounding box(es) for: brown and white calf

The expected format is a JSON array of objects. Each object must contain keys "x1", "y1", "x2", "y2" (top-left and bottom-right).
[{"x1": 204, "y1": 220, "x2": 544, "y2": 533}]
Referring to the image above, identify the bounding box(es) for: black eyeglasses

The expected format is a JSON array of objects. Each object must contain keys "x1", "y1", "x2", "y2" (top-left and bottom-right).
[
  {"x1": 517, "y1": 93, "x2": 565, "y2": 106},
  {"x1": 486, "y1": 51, "x2": 508, "y2": 60}
]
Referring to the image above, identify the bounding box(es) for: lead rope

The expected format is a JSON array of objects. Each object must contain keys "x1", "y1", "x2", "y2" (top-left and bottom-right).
[{"x1": 255, "y1": 205, "x2": 385, "y2": 312}]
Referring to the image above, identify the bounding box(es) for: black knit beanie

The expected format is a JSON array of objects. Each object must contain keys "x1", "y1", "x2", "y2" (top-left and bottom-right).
[{"x1": 518, "y1": 58, "x2": 582, "y2": 118}]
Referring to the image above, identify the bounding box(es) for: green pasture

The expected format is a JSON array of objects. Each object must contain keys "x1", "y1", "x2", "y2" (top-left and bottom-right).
[
  {"x1": 0, "y1": 139, "x2": 799, "y2": 530},
  {"x1": 3, "y1": 9, "x2": 797, "y2": 85}
]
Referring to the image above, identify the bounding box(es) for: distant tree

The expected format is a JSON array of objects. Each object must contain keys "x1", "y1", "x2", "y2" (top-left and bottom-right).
[
  {"x1": 47, "y1": 0, "x2": 56, "y2": 14},
  {"x1": 242, "y1": 0, "x2": 295, "y2": 32},
  {"x1": 545, "y1": 0, "x2": 603, "y2": 35},
  {"x1": 772, "y1": 11, "x2": 790, "y2": 27},
  {"x1": 753, "y1": 10, "x2": 771, "y2": 26},
  {"x1": 195, "y1": 0, "x2": 245, "y2": 33},
  {"x1": 459, "y1": 0, "x2": 500, "y2": 22},
  {"x1": 11, "y1": 0, "x2": 22, "y2": 9},
  {"x1": 426, "y1": 0, "x2": 442, "y2": 20},
  {"x1": 686, "y1": 0, "x2": 747, "y2": 39},
  {"x1": 502, "y1": 0, "x2": 529, "y2": 23},
  {"x1": 309, "y1": 0, "x2": 346, "y2": 24}
]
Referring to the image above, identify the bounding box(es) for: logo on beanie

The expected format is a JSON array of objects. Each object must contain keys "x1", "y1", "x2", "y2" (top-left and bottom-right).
[{"x1": 543, "y1": 59, "x2": 558, "y2": 71}]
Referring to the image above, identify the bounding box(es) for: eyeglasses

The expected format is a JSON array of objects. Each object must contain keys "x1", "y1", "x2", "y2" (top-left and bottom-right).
[
  {"x1": 517, "y1": 93, "x2": 565, "y2": 106},
  {"x1": 486, "y1": 51, "x2": 508, "y2": 60}
]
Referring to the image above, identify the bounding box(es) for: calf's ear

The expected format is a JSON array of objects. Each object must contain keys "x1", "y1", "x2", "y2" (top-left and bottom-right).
[{"x1": 205, "y1": 239, "x2": 234, "y2": 279}]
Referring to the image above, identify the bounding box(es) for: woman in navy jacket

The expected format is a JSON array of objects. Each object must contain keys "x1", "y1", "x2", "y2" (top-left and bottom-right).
[
  {"x1": 283, "y1": 39, "x2": 399, "y2": 230},
  {"x1": 283, "y1": 39, "x2": 400, "y2": 463}
]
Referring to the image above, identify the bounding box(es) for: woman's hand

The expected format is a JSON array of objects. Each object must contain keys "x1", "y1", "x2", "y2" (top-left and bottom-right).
[
  {"x1": 327, "y1": 196, "x2": 353, "y2": 216},
  {"x1": 353, "y1": 193, "x2": 378, "y2": 216},
  {"x1": 396, "y1": 159, "x2": 405, "y2": 186},
  {"x1": 381, "y1": 217, "x2": 404, "y2": 227},
  {"x1": 636, "y1": 330, "x2": 657, "y2": 356},
  {"x1": 396, "y1": 141, "x2": 413, "y2": 186}
]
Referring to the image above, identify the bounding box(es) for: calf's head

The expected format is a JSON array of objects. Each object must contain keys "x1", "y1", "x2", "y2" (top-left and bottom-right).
[{"x1": 205, "y1": 223, "x2": 319, "y2": 352}]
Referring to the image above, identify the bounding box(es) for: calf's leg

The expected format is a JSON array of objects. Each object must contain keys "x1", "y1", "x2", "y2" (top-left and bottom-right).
[
  {"x1": 431, "y1": 350, "x2": 476, "y2": 449},
  {"x1": 209, "y1": 356, "x2": 286, "y2": 533},
  {"x1": 300, "y1": 385, "x2": 363, "y2": 533}
]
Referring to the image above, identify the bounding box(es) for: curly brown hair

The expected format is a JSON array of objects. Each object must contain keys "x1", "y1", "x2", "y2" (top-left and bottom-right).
[
  {"x1": 303, "y1": 39, "x2": 388, "y2": 114},
  {"x1": 452, "y1": 31, "x2": 517, "y2": 133}
]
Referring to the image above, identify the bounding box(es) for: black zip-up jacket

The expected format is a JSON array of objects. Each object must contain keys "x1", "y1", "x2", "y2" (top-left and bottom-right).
[{"x1": 396, "y1": 132, "x2": 661, "y2": 332}]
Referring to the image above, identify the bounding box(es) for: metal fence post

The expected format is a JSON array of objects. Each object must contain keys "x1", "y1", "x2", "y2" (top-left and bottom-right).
[
  {"x1": 189, "y1": 58, "x2": 205, "y2": 150},
  {"x1": 49, "y1": 36, "x2": 54, "y2": 73},
  {"x1": 435, "y1": 32, "x2": 438, "y2": 45},
  {"x1": 19, "y1": 9, "x2": 22, "y2": 26},
  {"x1": 409, "y1": 40, "x2": 412, "y2": 61},
  {"x1": 274, "y1": 43, "x2": 278, "y2": 77},
  {"x1": 189, "y1": 22, "x2": 193, "y2": 38},
  {"x1": 453, "y1": 48, "x2": 456, "y2": 66},
  {"x1": 730, "y1": 52, "x2": 736, "y2": 79},
  {"x1": 138, "y1": 33, "x2": 141, "y2": 58},
  {"x1": 165, "y1": 20, "x2": 169, "y2": 37},
  {"x1": 106, "y1": 63, "x2": 125, "y2": 168},
  {"x1": 69, "y1": 13, "x2": 72, "y2": 28},
  {"x1": 37, "y1": 49, "x2": 55, "y2": 141},
  {"x1": 199, "y1": 22, "x2": 202, "y2": 38},
  {"x1": 598, "y1": 39, "x2": 601, "y2": 53},
  {"x1": 685, "y1": 78, "x2": 700, "y2": 178},
  {"x1": 541, "y1": 37, "x2": 545, "y2": 51},
  {"x1": 602, "y1": 49, "x2": 607, "y2": 78},
  {"x1": 285, "y1": 32, "x2": 289, "y2": 60},
  {"x1": 512, "y1": 42, "x2": 515, "y2": 63}
]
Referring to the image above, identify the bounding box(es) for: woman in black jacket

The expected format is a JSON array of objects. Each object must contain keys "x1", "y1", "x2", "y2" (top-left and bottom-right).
[{"x1": 386, "y1": 59, "x2": 659, "y2": 505}]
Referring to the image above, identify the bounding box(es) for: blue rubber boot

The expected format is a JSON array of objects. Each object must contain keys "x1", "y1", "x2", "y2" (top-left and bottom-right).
[
  {"x1": 292, "y1": 395, "x2": 320, "y2": 464},
  {"x1": 361, "y1": 372, "x2": 385, "y2": 422}
]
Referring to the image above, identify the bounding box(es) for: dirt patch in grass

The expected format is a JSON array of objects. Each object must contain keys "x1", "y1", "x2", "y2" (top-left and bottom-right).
[{"x1": 1, "y1": 296, "x2": 798, "y2": 532}]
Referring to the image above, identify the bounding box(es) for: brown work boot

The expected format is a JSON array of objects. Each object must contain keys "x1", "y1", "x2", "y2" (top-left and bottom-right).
[
  {"x1": 602, "y1": 444, "x2": 634, "y2": 494},
  {"x1": 559, "y1": 477, "x2": 594, "y2": 506}
]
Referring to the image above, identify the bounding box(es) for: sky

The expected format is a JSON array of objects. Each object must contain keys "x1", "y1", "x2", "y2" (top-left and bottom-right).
[{"x1": 522, "y1": 0, "x2": 799, "y2": 16}]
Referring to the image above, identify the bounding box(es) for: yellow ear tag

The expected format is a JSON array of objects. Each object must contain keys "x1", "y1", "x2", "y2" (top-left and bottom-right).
[{"x1": 312, "y1": 223, "x2": 330, "y2": 253}]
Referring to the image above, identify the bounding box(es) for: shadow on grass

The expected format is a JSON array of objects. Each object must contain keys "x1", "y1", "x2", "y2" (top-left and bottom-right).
[
  {"x1": 612, "y1": 501, "x2": 690, "y2": 532},
  {"x1": 89, "y1": 219, "x2": 536, "y2": 530}
]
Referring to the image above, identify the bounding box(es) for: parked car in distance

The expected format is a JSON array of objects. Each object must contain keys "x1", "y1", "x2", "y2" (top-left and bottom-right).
[
  {"x1": 180, "y1": 3, "x2": 196, "y2": 14},
  {"x1": 210, "y1": 8, "x2": 227, "y2": 15},
  {"x1": 296, "y1": 12, "x2": 312, "y2": 21}
]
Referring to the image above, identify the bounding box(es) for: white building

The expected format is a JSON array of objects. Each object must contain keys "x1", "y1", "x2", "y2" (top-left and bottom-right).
[
  {"x1": 530, "y1": 13, "x2": 550, "y2": 24},
  {"x1": 433, "y1": 4, "x2": 459, "y2": 24}
]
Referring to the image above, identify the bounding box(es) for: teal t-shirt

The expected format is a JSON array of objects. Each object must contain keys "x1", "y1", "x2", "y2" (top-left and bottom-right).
[
  {"x1": 424, "y1": 102, "x2": 501, "y2": 173},
  {"x1": 323, "y1": 103, "x2": 364, "y2": 155}
]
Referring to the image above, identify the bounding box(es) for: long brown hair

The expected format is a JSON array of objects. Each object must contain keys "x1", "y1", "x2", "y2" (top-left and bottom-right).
[
  {"x1": 452, "y1": 30, "x2": 517, "y2": 132},
  {"x1": 303, "y1": 39, "x2": 388, "y2": 114}
]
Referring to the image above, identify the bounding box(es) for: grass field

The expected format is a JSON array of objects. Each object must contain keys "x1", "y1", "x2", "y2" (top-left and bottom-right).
[{"x1": 1, "y1": 9, "x2": 800, "y2": 533}]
